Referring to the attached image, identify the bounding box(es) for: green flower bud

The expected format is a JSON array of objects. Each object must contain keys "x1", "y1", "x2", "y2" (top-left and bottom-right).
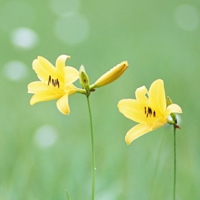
[
  {"x1": 167, "y1": 96, "x2": 178, "y2": 126},
  {"x1": 79, "y1": 65, "x2": 90, "y2": 96}
]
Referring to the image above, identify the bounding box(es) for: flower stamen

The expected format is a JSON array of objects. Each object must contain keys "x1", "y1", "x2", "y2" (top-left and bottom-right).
[
  {"x1": 48, "y1": 75, "x2": 60, "y2": 88},
  {"x1": 144, "y1": 106, "x2": 156, "y2": 118}
]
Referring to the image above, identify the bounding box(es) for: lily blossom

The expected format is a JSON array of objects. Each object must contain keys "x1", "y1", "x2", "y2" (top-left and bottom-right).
[
  {"x1": 118, "y1": 79, "x2": 182, "y2": 145},
  {"x1": 28, "y1": 55, "x2": 79, "y2": 115}
]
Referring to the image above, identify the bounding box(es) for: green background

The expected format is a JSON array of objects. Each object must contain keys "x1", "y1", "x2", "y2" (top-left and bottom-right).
[{"x1": 0, "y1": 0, "x2": 199, "y2": 199}]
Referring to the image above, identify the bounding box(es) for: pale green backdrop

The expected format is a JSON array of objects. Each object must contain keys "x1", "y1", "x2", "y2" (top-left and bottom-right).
[{"x1": 0, "y1": 0, "x2": 199, "y2": 199}]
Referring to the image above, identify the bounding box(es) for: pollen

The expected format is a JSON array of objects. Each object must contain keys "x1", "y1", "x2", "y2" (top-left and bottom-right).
[
  {"x1": 48, "y1": 75, "x2": 60, "y2": 88},
  {"x1": 144, "y1": 106, "x2": 156, "y2": 118}
]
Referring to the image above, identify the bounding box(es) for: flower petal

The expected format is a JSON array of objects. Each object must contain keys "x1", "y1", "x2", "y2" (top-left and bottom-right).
[
  {"x1": 56, "y1": 94, "x2": 70, "y2": 115},
  {"x1": 30, "y1": 91, "x2": 61, "y2": 105},
  {"x1": 64, "y1": 67, "x2": 79, "y2": 83},
  {"x1": 152, "y1": 117, "x2": 167, "y2": 129},
  {"x1": 166, "y1": 103, "x2": 183, "y2": 117},
  {"x1": 56, "y1": 55, "x2": 70, "y2": 72},
  {"x1": 118, "y1": 99, "x2": 147, "y2": 124},
  {"x1": 33, "y1": 56, "x2": 56, "y2": 81},
  {"x1": 135, "y1": 86, "x2": 148, "y2": 103},
  {"x1": 65, "y1": 84, "x2": 78, "y2": 95},
  {"x1": 125, "y1": 123, "x2": 152, "y2": 145},
  {"x1": 149, "y1": 79, "x2": 166, "y2": 115},
  {"x1": 28, "y1": 81, "x2": 48, "y2": 93}
]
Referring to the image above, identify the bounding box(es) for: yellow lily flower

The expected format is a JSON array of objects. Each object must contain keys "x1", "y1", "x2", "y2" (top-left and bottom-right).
[
  {"x1": 117, "y1": 79, "x2": 182, "y2": 145},
  {"x1": 28, "y1": 55, "x2": 79, "y2": 115}
]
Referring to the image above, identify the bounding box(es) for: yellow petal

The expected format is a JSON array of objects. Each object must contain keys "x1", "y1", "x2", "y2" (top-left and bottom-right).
[
  {"x1": 94, "y1": 61, "x2": 128, "y2": 87},
  {"x1": 149, "y1": 79, "x2": 166, "y2": 115},
  {"x1": 64, "y1": 67, "x2": 79, "y2": 83},
  {"x1": 125, "y1": 123, "x2": 152, "y2": 145},
  {"x1": 152, "y1": 117, "x2": 167, "y2": 129},
  {"x1": 118, "y1": 99, "x2": 146, "y2": 124},
  {"x1": 33, "y1": 56, "x2": 56, "y2": 81},
  {"x1": 28, "y1": 81, "x2": 48, "y2": 93},
  {"x1": 64, "y1": 84, "x2": 77, "y2": 95},
  {"x1": 166, "y1": 103, "x2": 183, "y2": 117},
  {"x1": 56, "y1": 94, "x2": 70, "y2": 115},
  {"x1": 30, "y1": 91, "x2": 61, "y2": 105},
  {"x1": 56, "y1": 55, "x2": 70, "y2": 72},
  {"x1": 135, "y1": 86, "x2": 148, "y2": 103}
]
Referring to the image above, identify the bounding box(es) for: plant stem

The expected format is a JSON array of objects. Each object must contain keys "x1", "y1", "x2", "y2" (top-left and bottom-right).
[
  {"x1": 65, "y1": 190, "x2": 71, "y2": 200},
  {"x1": 173, "y1": 127, "x2": 176, "y2": 200},
  {"x1": 86, "y1": 96, "x2": 95, "y2": 200}
]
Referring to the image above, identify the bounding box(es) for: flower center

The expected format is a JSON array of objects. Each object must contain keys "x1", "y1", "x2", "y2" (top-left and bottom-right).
[
  {"x1": 48, "y1": 75, "x2": 60, "y2": 88},
  {"x1": 144, "y1": 106, "x2": 156, "y2": 118}
]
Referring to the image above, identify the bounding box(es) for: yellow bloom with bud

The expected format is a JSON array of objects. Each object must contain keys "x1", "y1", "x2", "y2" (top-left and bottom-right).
[{"x1": 28, "y1": 54, "x2": 128, "y2": 115}]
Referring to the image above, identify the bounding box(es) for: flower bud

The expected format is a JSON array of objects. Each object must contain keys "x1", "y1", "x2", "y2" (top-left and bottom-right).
[
  {"x1": 79, "y1": 65, "x2": 90, "y2": 95},
  {"x1": 166, "y1": 96, "x2": 173, "y2": 106},
  {"x1": 167, "y1": 96, "x2": 178, "y2": 126},
  {"x1": 92, "y1": 61, "x2": 128, "y2": 88}
]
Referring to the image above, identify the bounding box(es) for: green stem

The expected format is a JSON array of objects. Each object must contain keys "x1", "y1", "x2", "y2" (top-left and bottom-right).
[
  {"x1": 65, "y1": 190, "x2": 71, "y2": 200},
  {"x1": 173, "y1": 126, "x2": 176, "y2": 200},
  {"x1": 86, "y1": 96, "x2": 95, "y2": 200}
]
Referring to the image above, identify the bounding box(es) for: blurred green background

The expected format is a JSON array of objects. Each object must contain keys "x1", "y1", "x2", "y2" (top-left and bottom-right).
[{"x1": 0, "y1": 0, "x2": 199, "y2": 199}]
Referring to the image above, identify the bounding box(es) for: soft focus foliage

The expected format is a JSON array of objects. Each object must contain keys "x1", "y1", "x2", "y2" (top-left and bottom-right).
[{"x1": 0, "y1": 0, "x2": 199, "y2": 199}]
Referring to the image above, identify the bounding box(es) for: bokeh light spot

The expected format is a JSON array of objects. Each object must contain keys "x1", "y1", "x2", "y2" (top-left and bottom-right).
[
  {"x1": 54, "y1": 13, "x2": 89, "y2": 44},
  {"x1": 34, "y1": 125, "x2": 58, "y2": 149},
  {"x1": 11, "y1": 27, "x2": 39, "y2": 49},
  {"x1": 3, "y1": 61, "x2": 28, "y2": 81},
  {"x1": 0, "y1": 1, "x2": 35, "y2": 33},
  {"x1": 50, "y1": 0, "x2": 80, "y2": 17},
  {"x1": 174, "y1": 4, "x2": 200, "y2": 31}
]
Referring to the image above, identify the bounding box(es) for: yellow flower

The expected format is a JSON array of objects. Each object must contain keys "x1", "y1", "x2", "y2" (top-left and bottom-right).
[
  {"x1": 28, "y1": 55, "x2": 79, "y2": 115},
  {"x1": 117, "y1": 79, "x2": 182, "y2": 145},
  {"x1": 91, "y1": 61, "x2": 128, "y2": 88}
]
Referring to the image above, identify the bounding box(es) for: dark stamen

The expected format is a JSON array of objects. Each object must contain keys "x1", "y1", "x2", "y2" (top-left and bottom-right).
[
  {"x1": 52, "y1": 79, "x2": 55, "y2": 86},
  {"x1": 145, "y1": 106, "x2": 156, "y2": 118},
  {"x1": 48, "y1": 75, "x2": 60, "y2": 88},
  {"x1": 48, "y1": 75, "x2": 51, "y2": 85},
  {"x1": 57, "y1": 79, "x2": 60, "y2": 88},
  {"x1": 148, "y1": 107, "x2": 152, "y2": 116}
]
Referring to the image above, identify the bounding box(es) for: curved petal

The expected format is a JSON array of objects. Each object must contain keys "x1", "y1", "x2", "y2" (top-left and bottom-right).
[
  {"x1": 56, "y1": 94, "x2": 70, "y2": 115},
  {"x1": 125, "y1": 123, "x2": 152, "y2": 145},
  {"x1": 56, "y1": 55, "x2": 70, "y2": 72},
  {"x1": 135, "y1": 86, "x2": 148, "y2": 103},
  {"x1": 30, "y1": 91, "x2": 61, "y2": 105},
  {"x1": 149, "y1": 79, "x2": 166, "y2": 115},
  {"x1": 118, "y1": 99, "x2": 147, "y2": 124},
  {"x1": 28, "y1": 81, "x2": 48, "y2": 93},
  {"x1": 64, "y1": 67, "x2": 79, "y2": 83},
  {"x1": 152, "y1": 117, "x2": 167, "y2": 129},
  {"x1": 166, "y1": 103, "x2": 182, "y2": 117},
  {"x1": 33, "y1": 57, "x2": 56, "y2": 81},
  {"x1": 65, "y1": 84, "x2": 78, "y2": 95}
]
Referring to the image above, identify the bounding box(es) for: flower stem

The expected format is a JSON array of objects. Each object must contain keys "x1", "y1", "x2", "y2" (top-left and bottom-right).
[
  {"x1": 65, "y1": 190, "x2": 71, "y2": 200},
  {"x1": 173, "y1": 126, "x2": 177, "y2": 200},
  {"x1": 86, "y1": 96, "x2": 95, "y2": 200}
]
